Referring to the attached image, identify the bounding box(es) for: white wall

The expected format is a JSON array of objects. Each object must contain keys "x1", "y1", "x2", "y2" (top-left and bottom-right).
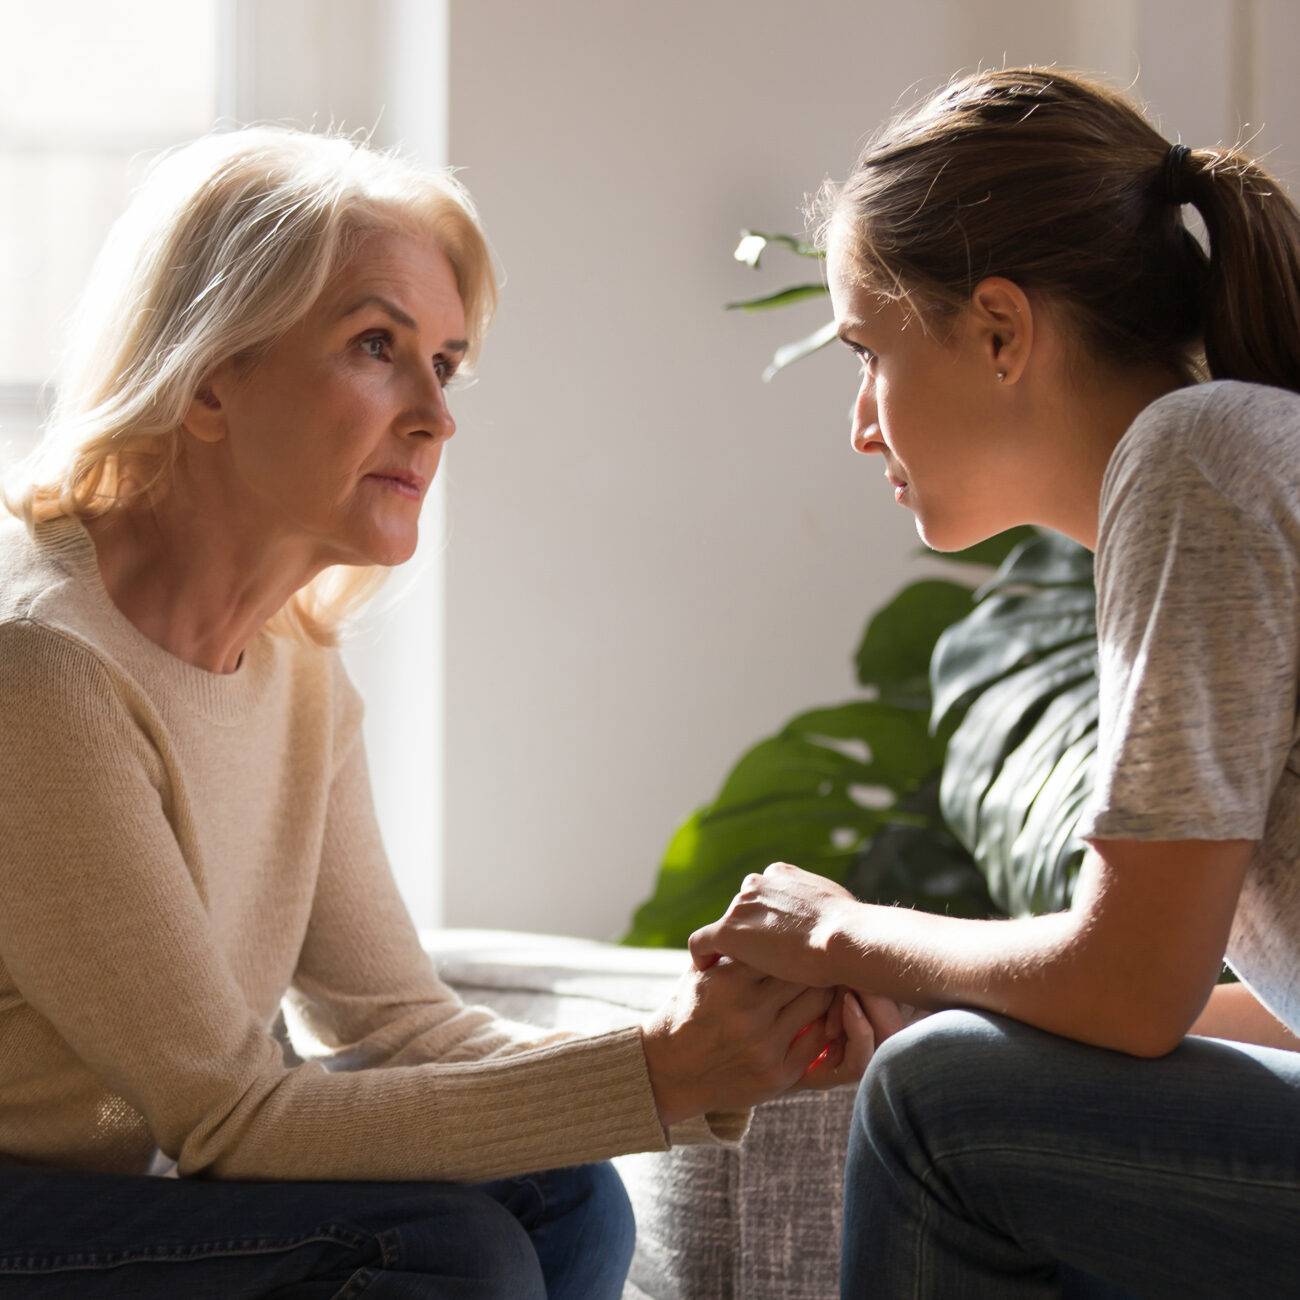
[{"x1": 436, "y1": 0, "x2": 1300, "y2": 941}]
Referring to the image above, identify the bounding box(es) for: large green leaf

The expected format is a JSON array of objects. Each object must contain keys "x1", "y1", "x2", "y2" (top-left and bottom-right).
[
  {"x1": 845, "y1": 775, "x2": 998, "y2": 919},
  {"x1": 1007, "y1": 727, "x2": 1098, "y2": 914},
  {"x1": 940, "y1": 641, "x2": 1098, "y2": 852},
  {"x1": 974, "y1": 531, "x2": 1095, "y2": 599},
  {"x1": 623, "y1": 703, "x2": 928, "y2": 947},
  {"x1": 975, "y1": 676, "x2": 1099, "y2": 887},
  {"x1": 854, "y1": 579, "x2": 974, "y2": 710},
  {"x1": 929, "y1": 530, "x2": 1101, "y2": 916},
  {"x1": 625, "y1": 543, "x2": 1041, "y2": 946},
  {"x1": 930, "y1": 586, "x2": 1096, "y2": 732}
]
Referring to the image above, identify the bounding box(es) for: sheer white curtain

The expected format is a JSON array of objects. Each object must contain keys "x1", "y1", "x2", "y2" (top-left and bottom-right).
[{"x1": 0, "y1": 1, "x2": 221, "y2": 435}]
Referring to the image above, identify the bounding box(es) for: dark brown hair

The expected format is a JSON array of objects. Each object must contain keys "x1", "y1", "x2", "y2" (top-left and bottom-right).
[{"x1": 819, "y1": 67, "x2": 1300, "y2": 391}]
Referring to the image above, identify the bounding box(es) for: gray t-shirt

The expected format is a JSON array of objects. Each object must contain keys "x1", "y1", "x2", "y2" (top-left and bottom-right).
[{"x1": 1076, "y1": 379, "x2": 1300, "y2": 1034}]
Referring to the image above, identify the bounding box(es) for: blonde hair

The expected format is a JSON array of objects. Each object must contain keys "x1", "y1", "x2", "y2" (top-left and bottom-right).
[
  {"x1": 3, "y1": 125, "x2": 497, "y2": 646},
  {"x1": 816, "y1": 67, "x2": 1300, "y2": 391}
]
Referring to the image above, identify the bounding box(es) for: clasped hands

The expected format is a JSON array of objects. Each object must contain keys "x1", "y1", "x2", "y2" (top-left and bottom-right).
[{"x1": 639, "y1": 862, "x2": 910, "y2": 1128}]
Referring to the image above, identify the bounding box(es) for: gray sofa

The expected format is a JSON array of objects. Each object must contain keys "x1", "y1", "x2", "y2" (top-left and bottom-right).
[{"x1": 423, "y1": 929, "x2": 857, "y2": 1300}]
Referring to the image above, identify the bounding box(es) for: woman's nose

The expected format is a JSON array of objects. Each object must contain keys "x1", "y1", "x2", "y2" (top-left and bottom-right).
[
  {"x1": 407, "y1": 381, "x2": 456, "y2": 443},
  {"x1": 850, "y1": 383, "x2": 877, "y2": 455},
  {"x1": 850, "y1": 422, "x2": 877, "y2": 455}
]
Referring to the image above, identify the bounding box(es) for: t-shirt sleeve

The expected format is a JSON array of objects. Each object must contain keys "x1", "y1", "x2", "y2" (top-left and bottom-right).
[{"x1": 1077, "y1": 433, "x2": 1300, "y2": 843}]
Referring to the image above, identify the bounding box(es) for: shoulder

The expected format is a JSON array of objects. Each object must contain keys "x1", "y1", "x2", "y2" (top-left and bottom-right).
[
  {"x1": 1106, "y1": 381, "x2": 1300, "y2": 530},
  {"x1": 0, "y1": 512, "x2": 123, "y2": 654},
  {"x1": 0, "y1": 513, "x2": 59, "y2": 623},
  {"x1": 0, "y1": 618, "x2": 140, "y2": 758},
  {"x1": 0, "y1": 614, "x2": 115, "y2": 685}
]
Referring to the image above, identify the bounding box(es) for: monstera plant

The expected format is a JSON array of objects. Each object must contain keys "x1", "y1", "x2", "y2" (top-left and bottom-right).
[
  {"x1": 934, "y1": 531, "x2": 1099, "y2": 914},
  {"x1": 623, "y1": 232, "x2": 1103, "y2": 946}
]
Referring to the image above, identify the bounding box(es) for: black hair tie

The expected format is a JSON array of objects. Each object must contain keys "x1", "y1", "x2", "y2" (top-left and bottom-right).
[{"x1": 1161, "y1": 143, "x2": 1194, "y2": 206}]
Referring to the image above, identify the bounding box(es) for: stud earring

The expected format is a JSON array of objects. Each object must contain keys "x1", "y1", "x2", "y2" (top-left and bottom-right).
[{"x1": 995, "y1": 370, "x2": 1007, "y2": 382}]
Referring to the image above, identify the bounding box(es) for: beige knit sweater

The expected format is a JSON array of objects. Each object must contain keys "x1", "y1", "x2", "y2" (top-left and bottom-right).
[{"x1": 0, "y1": 514, "x2": 743, "y2": 1181}]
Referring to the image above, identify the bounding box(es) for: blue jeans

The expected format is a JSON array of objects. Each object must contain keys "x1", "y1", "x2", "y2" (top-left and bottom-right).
[
  {"x1": 0, "y1": 1159, "x2": 634, "y2": 1298},
  {"x1": 843, "y1": 1009, "x2": 1300, "y2": 1298}
]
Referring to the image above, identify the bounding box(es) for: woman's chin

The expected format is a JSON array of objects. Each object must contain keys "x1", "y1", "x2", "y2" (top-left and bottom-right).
[
  {"x1": 913, "y1": 511, "x2": 1002, "y2": 556},
  {"x1": 345, "y1": 523, "x2": 420, "y2": 568},
  {"x1": 375, "y1": 534, "x2": 419, "y2": 567}
]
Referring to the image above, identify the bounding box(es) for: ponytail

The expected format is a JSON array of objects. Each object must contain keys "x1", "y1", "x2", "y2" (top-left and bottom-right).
[
  {"x1": 1181, "y1": 148, "x2": 1300, "y2": 391},
  {"x1": 820, "y1": 68, "x2": 1300, "y2": 396}
]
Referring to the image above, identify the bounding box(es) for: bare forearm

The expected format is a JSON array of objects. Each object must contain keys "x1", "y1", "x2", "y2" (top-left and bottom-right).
[
  {"x1": 1189, "y1": 982, "x2": 1300, "y2": 1051},
  {"x1": 694, "y1": 845, "x2": 1244, "y2": 1059},
  {"x1": 828, "y1": 903, "x2": 1198, "y2": 1058}
]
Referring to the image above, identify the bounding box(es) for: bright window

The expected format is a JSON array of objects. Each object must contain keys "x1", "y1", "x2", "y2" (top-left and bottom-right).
[{"x1": 0, "y1": 1, "x2": 222, "y2": 400}]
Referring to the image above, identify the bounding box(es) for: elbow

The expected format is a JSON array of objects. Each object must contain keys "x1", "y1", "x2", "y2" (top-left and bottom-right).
[
  {"x1": 1072, "y1": 980, "x2": 1198, "y2": 1059},
  {"x1": 1118, "y1": 1028, "x2": 1185, "y2": 1060},
  {"x1": 1098, "y1": 998, "x2": 1198, "y2": 1059},
  {"x1": 1080, "y1": 1017, "x2": 1185, "y2": 1059}
]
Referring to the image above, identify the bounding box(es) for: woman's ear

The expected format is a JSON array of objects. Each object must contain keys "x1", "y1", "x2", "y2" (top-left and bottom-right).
[
  {"x1": 182, "y1": 371, "x2": 229, "y2": 444},
  {"x1": 969, "y1": 277, "x2": 1034, "y2": 385}
]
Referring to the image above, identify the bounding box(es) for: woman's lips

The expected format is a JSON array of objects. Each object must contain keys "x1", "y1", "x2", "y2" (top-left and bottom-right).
[
  {"x1": 366, "y1": 474, "x2": 422, "y2": 500},
  {"x1": 894, "y1": 483, "x2": 909, "y2": 503}
]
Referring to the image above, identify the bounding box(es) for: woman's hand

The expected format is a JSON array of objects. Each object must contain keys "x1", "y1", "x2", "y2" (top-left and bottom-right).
[
  {"x1": 688, "y1": 862, "x2": 864, "y2": 987},
  {"x1": 795, "y1": 989, "x2": 916, "y2": 1091},
  {"x1": 639, "y1": 957, "x2": 836, "y2": 1127}
]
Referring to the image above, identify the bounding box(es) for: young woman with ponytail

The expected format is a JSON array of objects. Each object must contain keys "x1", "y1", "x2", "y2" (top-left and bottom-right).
[{"x1": 692, "y1": 67, "x2": 1300, "y2": 1295}]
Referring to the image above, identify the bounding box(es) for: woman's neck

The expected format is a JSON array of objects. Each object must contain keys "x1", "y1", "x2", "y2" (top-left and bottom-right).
[
  {"x1": 1031, "y1": 364, "x2": 1192, "y2": 551},
  {"x1": 83, "y1": 492, "x2": 324, "y2": 675}
]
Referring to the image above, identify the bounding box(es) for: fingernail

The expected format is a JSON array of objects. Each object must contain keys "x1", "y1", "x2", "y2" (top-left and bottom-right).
[{"x1": 846, "y1": 994, "x2": 865, "y2": 1018}]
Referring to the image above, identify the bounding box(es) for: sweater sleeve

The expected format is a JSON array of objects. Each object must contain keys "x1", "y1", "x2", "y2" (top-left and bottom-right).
[{"x1": 0, "y1": 620, "x2": 669, "y2": 1182}]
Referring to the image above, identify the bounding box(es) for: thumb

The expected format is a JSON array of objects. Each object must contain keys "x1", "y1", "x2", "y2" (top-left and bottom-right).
[
  {"x1": 856, "y1": 992, "x2": 907, "y2": 1045},
  {"x1": 841, "y1": 992, "x2": 877, "y2": 1069}
]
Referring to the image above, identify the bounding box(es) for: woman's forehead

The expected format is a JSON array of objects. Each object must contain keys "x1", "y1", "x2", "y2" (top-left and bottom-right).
[{"x1": 321, "y1": 232, "x2": 465, "y2": 327}]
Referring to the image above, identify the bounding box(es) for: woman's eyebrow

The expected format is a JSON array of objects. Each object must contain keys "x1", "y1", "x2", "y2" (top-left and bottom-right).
[
  {"x1": 837, "y1": 318, "x2": 870, "y2": 344},
  {"x1": 340, "y1": 295, "x2": 468, "y2": 353}
]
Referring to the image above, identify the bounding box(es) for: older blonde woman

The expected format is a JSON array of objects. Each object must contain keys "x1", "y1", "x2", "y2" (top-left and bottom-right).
[{"x1": 0, "y1": 129, "x2": 879, "y2": 1298}]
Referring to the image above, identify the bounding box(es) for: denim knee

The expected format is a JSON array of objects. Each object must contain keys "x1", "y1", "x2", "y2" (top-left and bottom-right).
[
  {"x1": 558, "y1": 1161, "x2": 636, "y2": 1267},
  {"x1": 384, "y1": 1186, "x2": 547, "y2": 1300},
  {"x1": 513, "y1": 1161, "x2": 636, "y2": 1300},
  {"x1": 586, "y1": 1160, "x2": 636, "y2": 1253},
  {"x1": 855, "y1": 1008, "x2": 1013, "y2": 1155}
]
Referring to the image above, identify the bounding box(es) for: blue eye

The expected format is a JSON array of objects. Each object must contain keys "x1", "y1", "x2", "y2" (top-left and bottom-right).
[{"x1": 359, "y1": 331, "x2": 392, "y2": 361}]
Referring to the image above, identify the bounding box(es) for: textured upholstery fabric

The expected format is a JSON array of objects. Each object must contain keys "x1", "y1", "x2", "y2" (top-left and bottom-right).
[{"x1": 424, "y1": 929, "x2": 854, "y2": 1300}]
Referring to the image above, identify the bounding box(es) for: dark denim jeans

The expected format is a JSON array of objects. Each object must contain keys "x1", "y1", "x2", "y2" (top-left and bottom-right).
[
  {"x1": 0, "y1": 1159, "x2": 634, "y2": 1298},
  {"x1": 843, "y1": 1009, "x2": 1300, "y2": 1299}
]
